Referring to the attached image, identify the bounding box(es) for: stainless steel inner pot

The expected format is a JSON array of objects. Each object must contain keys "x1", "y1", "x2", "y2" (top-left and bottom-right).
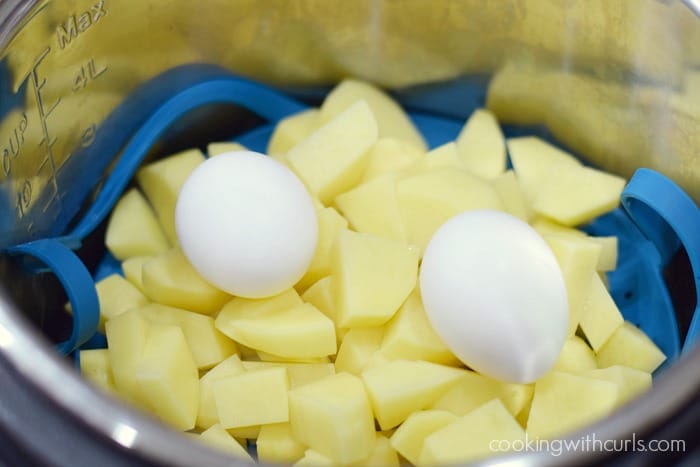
[{"x1": 0, "y1": 1, "x2": 699, "y2": 466}]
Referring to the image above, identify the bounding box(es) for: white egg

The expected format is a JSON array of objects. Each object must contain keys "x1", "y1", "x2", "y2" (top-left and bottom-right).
[
  {"x1": 419, "y1": 210, "x2": 568, "y2": 383},
  {"x1": 175, "y1": 150, "x2": 318, "y2": 298}
]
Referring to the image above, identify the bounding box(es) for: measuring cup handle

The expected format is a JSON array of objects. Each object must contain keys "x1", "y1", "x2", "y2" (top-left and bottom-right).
[
  {"x1": 620, "y1": 168, "x2": 700, "y2": 353},
  {"x1": 7, "y1": 239, "x2": 99, "y2": 354}
]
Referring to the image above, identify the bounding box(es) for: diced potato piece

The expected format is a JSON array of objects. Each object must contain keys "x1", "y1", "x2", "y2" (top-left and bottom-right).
[
  {"x1": 136, "y1": 148, "x2": 205, "y2": 244},
  {"x1": 380, "y1": 289, "x2": 458, "y2": 366},
  {"x1": 287, "y1": 100, "x2": 378, "y2": 204},
  {"x1": 506, "y1": 136, "x2": 581, "y2": 204},
  {"x1": 288, "y1": 372, "x2": 376, "y2": 464},
  {"x1": 532, "y1": 217, "x2": 588, "y2": 238},
  {"x1": 361, "y1": 360, "x2": 464, "y2": 430},
  {"x1": 213, "y1": 367, "x2": 289, "y2": 428},
  {"x1": 412, "y1": 142, "x2": 463, "y2": 172},
  {"x1": 551, "y1": 337, "x2": 597, "y2": 374},
  {"x1": 334, "y1": 327, "x2": 385, "y2": 375},
  {"x1": 596, "y1": 322, "x2": 666, "y2": 373},
  {"x1": 320, "y1": 79, "x2": 427, "y2": 152},
  {"x1": 544, "y1": 234, "x2": 602, "y2": 337},
  {"x1": 139, "y1": 303, "x2": 236, "y2": 370},
  {"x1": 358, "y1": 433, "x2": 399, "y2": 467},
  {"x1": 105, "y1": 188, "x2": 170, "y2": 260},
  {"x1": 198, "y1": 423, "x2": 253, "y2": 461},
  {"x1": 121, "y1": 255, "x2": 151, "y2": 293},
  {"x1": 80, "y1": 349, "x2": 116, "y2": 394},
  {"x1": 580, "y1": 273, "x2": 625, "y2": 352},
  {"x1": 206, "y1": 142, "x2": 247, "y2": 157},
  {"x1": 268, "y1": 109, "x2": 320, "y2": 155},
  {"x1": 585, "y1": 366, "x2": 652, "y2": 406},
  {"x1": 228, "y1": 426, "x2": 260, "y2": 440},
  {"x1": 526, "y1": 371, "x2": 619, "y2": 439},
  {"x1": 294, "y1": 449, "x2": 335, "y2": 467},
  {"x1": 362, "y1": 138, "x2": 423, "y2": 181},
  {"x1": 105, "y1": 308, "x2": 151, "y2": 402},
  {"x1": 533, "y1": 166, "x2": 626, "y2": 226},
  {"x1": 197, "y1": 355, "x2": 246, "y2": 429},
  {"x1": 590, "y1": 236, "x2": 618, "y2": 272},
  {"x1": 332, "y1": 229, "x2": 419, "y2": 327},
  {"x1": 142, "y1": 248, "x2": 230, "y2": 315},
  {"x1": 216, "y1": 288, "x2": 303, "y2": 337},
  {"x1": 256, "y1": 351, "x2": 331, "y2": 364},
  {"x1": 390, "y1": 410, "x2": 458, "y2": 465},
  {"x1": 242, "y1": 361, "x2": 335, "y2": 387},
  {"x1": 420, "y1": 399, "x2": 525, "y2": 465},
  {"x1": 334, "y1": 173, "x2": 405, "y2": 242},
  {"x1": 219, "y1": 302, "x2": 336, "y2": 359},
  {"x1": 396, "y1": 168, "x2": 503, "y2": 251},
  {"x1": 135, "y1": 324, "x2": 199, "y2": 431},
  {"x1": 95, "y1": 274, "x2": 148, "y2": 332},
  {"x1": 301, "y1": 277, "x2": 336, "y2": 324},
  {"x1": 257, "y1": 422, "x2": 307, "y2": 465},
  {"x1": 456, "y1": 109, "x2": 506, "y2": 180},
  {"x1": 431, "y1": 371, "x2": 533, "y2": 417},
  {"x1": 492, "y1": 170, "x2": 530, "y2": 221},
  {"x1": 296, "y1": 206, "x2": 348, "y2": 291}
]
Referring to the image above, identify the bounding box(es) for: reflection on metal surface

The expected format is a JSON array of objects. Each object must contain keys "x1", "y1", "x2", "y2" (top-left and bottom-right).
[
  {"x1": 0, "y1": 321, "x2": 15, "y2": 348},
  {"x1": 111, "y1": 422, "x2": 138, "y2": 448}
]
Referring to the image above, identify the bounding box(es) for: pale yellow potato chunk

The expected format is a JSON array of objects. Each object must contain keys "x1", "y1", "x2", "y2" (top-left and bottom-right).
[
  {"x1": 293, "y1": 449, "x2": 335, "y2": 467},
  {"x1": 551, "y1": 336, "x2": 597, "y2": 374},
  {"x1": 94, "y1": 274, "x2": 149, "y2": 332},
  {"x1": 213, "y1": 367, "x2": 289, "y2": 428},
  {"x1": 456, "y1": 108, "x2": 506, "y2": 180},
  {"x1": 141, "y1": 248, "x2": 230, "y2": 315},
  {"x1": 590, "y1": 236, "x2": 618, "y2": 272},
  {"x1": 197, "y1": 355, "x2": 246, "y2": 429},
  {"x1": 228, "y1": 425, "x2": 261, "y2": 441},
  {"x1": 334, "y1": 327, "x2": 385, "y2": 375},
  {"x1": 389, "y1": 410, "x2": 457, "y2": 465},
  {"x1": 411, "y1": 142, "x2": 463, "y2": 172},
  {"x1": 268, "y1": 109, "x2": 320, "y2": 155},
  {"x1": 301, "y1": 276, "x2": 336, "y2": 323},
  {"x1": 361, "y1": 360, "x2": 464, "y2": 430},
  {"x1": 288, "y1": 372, "x2": 376, "y2": 464},
  {"x1": 198, "y1": 423, "x2": 253, "y2": 462},
  {"x1": 596, "y1": 322, "x2": 666, "y2": 373},
  {"x1": 357, "y1": 433, "x2": 399, "y2": 467},
  {"x1": 104, "y1": 308, "x2": 151, "y2": 404},
  {"x1": 585, "y1": 366, "x2": 652, "y2": 406},
  {"x1": 256, "y1": 351, "x2": 331, "y2": 364},
  {"x1": 362, "y1": 138, "x2": 423, "y2": 182},
  {"x1": 216, "y1": 288, "x2": 303, "y2": 337},
  {"x1": 79, "y1": 349, "x2": 116, "y2": 394},
  {"x1": 420, "y1": 399, "x2": 525, "y2": 465},
  {"x1": 580, "y1": 273, "x2": 625, "y2": 352},
  {"x1": 206, "y1": 141, "x2": 247, "y2": 157},
  {"x1": 121, "y1": 255, "x2": 151, "y2": 293},
  {"x1": 257, "y1": 422, "x2": 307, "y2": 465},
  {"x1": 296, "y1": 205, "x2": 348, "y2": 291},
  {"x1": 492, "y1": 170, "x2": 530, "y2": 221},
  {"x1": 287, "y1": 100, "x2": 378, "y2": 204},
  {"x1": 135, "y1": 324, "x2": 199, "y2": 431},
  {"x1": 105, "y1": 188, "x2": 169, "y2": 261},
  {"x1": 526, "y1": 371, "x2": 619, "y2": 439},
  {"x1": 332, "y1": 229, "x2": 419, "y2": 327},
  {"x1": 136, "y1": 148, "x2": 205, "y2": 244},
  {"x1": 320, "y1": 79, "x2": 427, "y2": 152},
  {"x1": 139, "y1": 303, "x2": 236, "y2": 370},
  {"x1": 241, "y1": 361, "x2": 335, "y2": 388}
]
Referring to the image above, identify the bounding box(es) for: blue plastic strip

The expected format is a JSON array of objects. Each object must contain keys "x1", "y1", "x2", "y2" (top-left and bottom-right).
[{"x1": 6, "y1": 238, "x2": 99, "y2": 354}]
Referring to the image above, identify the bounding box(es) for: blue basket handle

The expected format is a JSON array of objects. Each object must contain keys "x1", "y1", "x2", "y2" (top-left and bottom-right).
[
  {"x1": 6, "y1": 238, "x2": 99, "y2": 354},
  {"x1": 620, "y1": 168, "x2": 700, "y2": 353}
]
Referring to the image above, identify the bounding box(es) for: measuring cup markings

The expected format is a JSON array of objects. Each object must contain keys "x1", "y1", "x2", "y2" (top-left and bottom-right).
[
  {"x1": 1, "y1": 111, "x2": 27, "y2": 176},
  {"x1": 72, "y1": 58, "x2": 107, "y2": 93},
  {"x1": 55, "y1": 0, "x2": 108, "y2": 51}
]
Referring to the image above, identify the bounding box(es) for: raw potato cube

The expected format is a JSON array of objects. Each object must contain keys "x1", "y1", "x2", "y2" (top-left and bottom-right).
[
  {"x1": 579, "y1": 273, "x2": 624, "y2": 352},
  {"x1": 456, "y1": 108, "x2": 506, "y2": 180},
  {"x1": 79, "y1": 349, "x2": 116, "y2": 394},
  {"x1": 256, "y1": 351, "x2": 331, "y2": 365},
  {"x1": 544, "y1": 234, "x2": 602, "y2": 337},
  {"x1": 228, "y1": 425, "x2": 260, "y2": 441},
  {"x1": 334, "y1": 173, "x2": 405, "y2": 242},
  {"x1": 142, "y1": 248, "x2": 230, "y2": 315},
  {"x1": 320, "y1": 79, "x2": 427, "y2": 152},
  {"x1": 219, "y1": 303, "x2": 336, "y2": 359},
  {"x1": 257, "y1": 422, "x2": 306, "y2": 465},
  {"x1": 359, "y1": 433, "x2": 399, "y2": 467},
  {"x1": 380, "y1": 289, "x2": 458, "y2": 366},
  {"x1": 95, "y1": 274, "x2": 149, "y2": 332},
  {"x1": 216, "y1": 288, "x2": 303, "y2": 337},
  {"x1": 242, "y1": 361, "x2": 335, "y2": 387},
  {"x1": 412, "y1": 142, "x2": 463, "y2": 172},
  {"x1": 590, "y1": 236, "x2": 618, "y2": 272},
  {"x1": 596, "y1": 322, "x2": 666, "y2": 373},
  {"x1": 551, "y1": 337, "x2": 597, "y2": 374},
  {"x1": 362, "y1": 138, "x2": 423, "y2": 182},
  {"x1": 334, "y1": 327, "x2": 385, "y2": 375},
  {"x1": 105, "y1": 308, "x2": 151, "y2": 403},
  {"x1": 585, "y1": 366, "x2": 652, "y2": 406},
  {"x1": 294, "y1": 449, "x2": 335, "y2": 467},
  {"x1": 197, "y1": 355, "x2": 246, "y2": 429},
  {"x1": 332, "y1": 229, "x2": 419, "y2": 327},
  {"x1": 135, "y1": 324, "x2": 199, "y2": 431},
  {"x1": 389, "y1": 410, "x2": 457, "y2": 465},
  {"x1": 198, "y1": 423, "x2": 253, "y2": 461},
  {"x1": 136, "y1": 148, "x2": 205, "y2": 244},
  {"x1": 206, "y1": 141, "x2": 247, "y2": 157},
  {"x1": 213, "y1": 367, "x2": 290, "y2": 428},
  {"x1": 533, "y1": 166, "x2": 626, "y2": 226},
  {"x1": 296, "y1": 206, "x2": 348, "y2": 291},
  {"x1": 121, "y1": 255, "x2": 151, "y2": 293},
  {"x1": 420, "y1": 399, "x2": 525, "y2": 465},
  {"x1": 287, "y1": 100, "x2": 378, "y2": 204},
  {"x1": 268, "y1": 109, "x2": 320, "y2": 155},
  {"x1": 492, "y1": 170, "x2": 530, "y2": 221},
  {"x1": 288, "y1": 372, "x2": 376, "y2": 464},
  {"x1": 361, "y1": 360, "x2": 464, "y2": 430},
  {"x1": 396, "y1": 168, "x2": 503, "y2": 251},
  {"x1": 526, "y1": 371, "x2": 619, "y2": 439},
  {"x1": 105, "y1": 188, "x2": 170, "y2": 260},
  {"x1": 139, "y1": 303, "x2": 236, "y2": 370},
  {"x1": 301, "y1": 277, "x2": 336, "y2": 323}
]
